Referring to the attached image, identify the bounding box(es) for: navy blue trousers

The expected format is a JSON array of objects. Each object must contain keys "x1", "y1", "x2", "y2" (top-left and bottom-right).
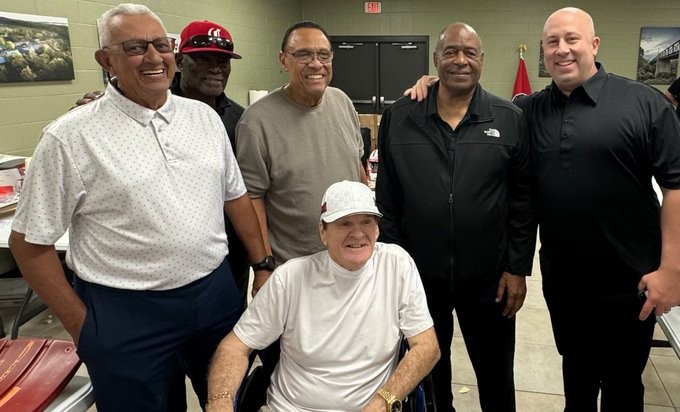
[{"x1": 74, "y1": 258, "x2": 243, "y2": 412}]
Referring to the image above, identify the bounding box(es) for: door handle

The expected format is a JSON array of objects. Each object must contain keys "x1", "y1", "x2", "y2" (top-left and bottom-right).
[
  {"x1": 380, "y1": 96, "x2": 385, "y2": 106},
  {"x1": 384, "y1": 100, "x2": 396, "y2": 105},
  {"x1": 390, "y1": 42, "x2": 419, "y2": 50},
  {"x1": 352, "y1": 99, "x2": 375, "y2": 104}
]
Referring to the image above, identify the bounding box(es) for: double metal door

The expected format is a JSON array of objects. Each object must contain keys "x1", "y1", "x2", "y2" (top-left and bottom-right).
[{"x1": 330, "y1": 36, "x2": 429, "y2": 114}]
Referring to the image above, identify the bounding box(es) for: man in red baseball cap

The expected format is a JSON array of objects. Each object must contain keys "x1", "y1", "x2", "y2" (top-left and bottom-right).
[
  {"x1": 173, "y1": 20, "x2": 259, "y2": 311},
  {"x1": 170, "y1": 20, "x2": 272, "y2": 412},
  {"x1": 175, "y1": 20, "x2": 243, "y2": 156}
]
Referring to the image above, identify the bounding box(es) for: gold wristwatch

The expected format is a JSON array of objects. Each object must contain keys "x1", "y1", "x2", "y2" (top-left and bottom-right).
[{"x1": 378, "y1": 388, "x2": 402, "y2": 412}]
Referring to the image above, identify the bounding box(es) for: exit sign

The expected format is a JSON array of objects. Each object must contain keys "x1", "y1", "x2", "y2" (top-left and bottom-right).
[{"x1": 365, "y1": 1, "x2": 381, "y2": 13}]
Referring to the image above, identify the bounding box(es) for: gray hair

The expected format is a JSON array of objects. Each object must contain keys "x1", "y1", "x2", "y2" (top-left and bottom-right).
[{"x1": 97, "y1": 3, "x2": 165, "y2": 47}]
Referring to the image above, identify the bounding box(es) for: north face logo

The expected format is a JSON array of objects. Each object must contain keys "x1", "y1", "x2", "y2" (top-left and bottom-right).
[{"x1": 484, "y1": 128, "x2": 500, "y2": 138}]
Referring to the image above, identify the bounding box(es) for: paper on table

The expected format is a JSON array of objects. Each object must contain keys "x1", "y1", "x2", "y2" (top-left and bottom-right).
[
  {"x1": 0, "y1": 193, "x2": 18, "y2": 217},
  {"x1": 0, "y1": 155, "x2": 25, "y2": 204},
  {"x1": 0, "y1": 154, "x2": 26, "y2": 167}
]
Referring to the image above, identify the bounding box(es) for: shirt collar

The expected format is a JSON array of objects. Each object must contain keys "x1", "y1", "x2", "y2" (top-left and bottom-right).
[
  {"x1": 215, "y1": 92, "x2": 231, "y2": 113},
  {"x1": 550, "y1": 62, "x2": 605, "y2": 105},
  {"x1": 426, "y1": 81, "x2": 441, "y2": 119},
  {"x1": 426, "y1": 81, "x2": 485, "y2": 120},
  {"x1": 106, "y1": 80, "x2": 175, "y2": 125},
  {"x1": 326, "y1": 250, "x2": 372, "y2": 279}
]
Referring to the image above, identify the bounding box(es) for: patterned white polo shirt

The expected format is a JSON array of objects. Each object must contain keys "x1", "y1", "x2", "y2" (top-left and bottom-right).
[{"x1": 12, "y1": 83, "x2": 246, "y2": 290}]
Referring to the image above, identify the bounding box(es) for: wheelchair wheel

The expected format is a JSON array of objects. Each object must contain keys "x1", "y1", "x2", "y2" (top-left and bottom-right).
[{"x1": 403, "y1": 373, "x2": 437, "y2": 412}]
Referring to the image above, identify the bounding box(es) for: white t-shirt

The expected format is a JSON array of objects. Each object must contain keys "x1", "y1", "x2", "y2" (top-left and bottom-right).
[
  {"x1": 12, "y1": 83, "x2": 245, "y2": 290},
  {"x1": 234, "y1": 242, "x2": 433, "y2": 411}
]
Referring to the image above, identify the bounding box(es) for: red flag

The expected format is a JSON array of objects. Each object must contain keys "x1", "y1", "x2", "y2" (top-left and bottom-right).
[{"x1": 512, "y1": 57, "x2": 532, "y2": 101}]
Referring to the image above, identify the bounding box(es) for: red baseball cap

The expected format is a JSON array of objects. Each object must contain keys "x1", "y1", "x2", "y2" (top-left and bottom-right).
[{"x1": 179, "y1": 20, "x2": 242, "y2": 59}]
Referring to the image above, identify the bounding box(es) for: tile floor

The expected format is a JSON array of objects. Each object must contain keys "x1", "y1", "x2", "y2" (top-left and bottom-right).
[
  {"x1": 448, "y1": 255, "x2": 680, "y2": 412},
  {"x1": 2, "y1": 250, "x2": 679, "y2": 411}
]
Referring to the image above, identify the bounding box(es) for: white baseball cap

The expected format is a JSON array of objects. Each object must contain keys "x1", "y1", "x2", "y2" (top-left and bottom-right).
[{"x1": 320, "y1": 181, "x2": 382, "y2": 223}]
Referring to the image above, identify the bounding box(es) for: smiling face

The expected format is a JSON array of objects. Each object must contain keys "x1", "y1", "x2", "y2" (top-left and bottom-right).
[
  {"x1": 319, "y1": 214, "x2": 379, "y2": 271},
  {"x1": 434, "y1": 23, "x2": 484, "y2": 98},
  {"x1": 279, "y1": 27, "x2": 332, "y2": 106},
  {"x1": 177, "y1": 52, "x2": 231, "y2": 99},
  {"x1": 542, "y1": 7, "x2": 600, "y2": 96},
  {"x1": 95, "y1": 13, "x2": 176, "y2": 109}
]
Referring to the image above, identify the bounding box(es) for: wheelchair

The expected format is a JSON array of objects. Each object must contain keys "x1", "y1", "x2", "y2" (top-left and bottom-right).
[
  {"x1": 236, "y1": 339, "x2": 437, "y2": 412},
  {"x1": 400, "y1": 339, "x2": 437, "y2": 412}
]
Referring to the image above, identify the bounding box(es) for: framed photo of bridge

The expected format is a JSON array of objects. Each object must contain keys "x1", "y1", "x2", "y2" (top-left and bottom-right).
[
  {"x1": 637, "y1": 27, "x2": 680, "y2": 85},
  {"x1": 538, "y1": 41, "x2": 550, "y2": 78}
]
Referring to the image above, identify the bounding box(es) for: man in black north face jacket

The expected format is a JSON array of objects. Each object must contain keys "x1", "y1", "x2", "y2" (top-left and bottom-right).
[{"x1": 375, "y1": 22, "x2": 535, "y2": 412}]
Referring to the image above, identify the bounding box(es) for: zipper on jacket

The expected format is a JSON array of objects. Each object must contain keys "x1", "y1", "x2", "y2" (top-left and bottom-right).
[{"x1": 448, "y1": 134, "x2": 457, "y2": 290}]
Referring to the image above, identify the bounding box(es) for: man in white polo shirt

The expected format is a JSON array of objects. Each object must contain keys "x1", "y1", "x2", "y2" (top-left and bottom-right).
[{"x1": 8, "y1": 4, "x2": 270, "y2": 411}]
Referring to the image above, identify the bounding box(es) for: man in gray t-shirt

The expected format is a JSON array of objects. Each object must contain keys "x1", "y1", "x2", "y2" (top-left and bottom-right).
[
  {"x1": 235, "y1": 22, "x2": 366, "y2": 405},
  {"x1": 236, "y1": 21, "x2": 365, "y2": 266}
]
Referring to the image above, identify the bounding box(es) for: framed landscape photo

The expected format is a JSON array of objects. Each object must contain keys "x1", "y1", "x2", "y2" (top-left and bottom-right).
[
  {"x1": 538, "y1": 40, "x2": 550, "y2": 78},
  {"x1": 0, "y1": 11, "x2": 75, "y2": 83},
  {"x1": 637, "y1": 27, "x2": 680, "y2": 85}
]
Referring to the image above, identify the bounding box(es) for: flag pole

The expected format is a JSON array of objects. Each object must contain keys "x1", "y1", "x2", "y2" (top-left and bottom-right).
[
  {"x1": 517, "y1": 43, "x2": 527, "y2": 59},
  {"x1": 512, "y1": 43, "x2": 531, "y2": 101}
]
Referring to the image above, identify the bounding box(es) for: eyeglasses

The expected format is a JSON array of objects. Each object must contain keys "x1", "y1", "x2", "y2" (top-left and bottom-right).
[
  {"x1": 285, "y1": 49, "x2": 334, "y2": 64},
  {"x1": 182, "y1": 35, "x2": 234, "y2": 52},
  {"x1": 104, "y1": 37, "x2": 175, "y2": 56}
]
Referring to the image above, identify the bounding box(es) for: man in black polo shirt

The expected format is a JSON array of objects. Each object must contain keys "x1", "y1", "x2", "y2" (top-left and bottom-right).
[{"x1": 516, "y1": 7, "x2": 680, "y2": 412}]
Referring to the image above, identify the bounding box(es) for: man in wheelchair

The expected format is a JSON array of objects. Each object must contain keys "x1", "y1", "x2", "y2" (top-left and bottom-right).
[{"x1": 207, "y1": 181, "x2": 440, "y2": 411}]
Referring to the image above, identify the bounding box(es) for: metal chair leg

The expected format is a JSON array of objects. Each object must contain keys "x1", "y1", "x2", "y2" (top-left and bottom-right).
[{"x1": 10, "y1": 288, "x2": 48, "y2": 339}]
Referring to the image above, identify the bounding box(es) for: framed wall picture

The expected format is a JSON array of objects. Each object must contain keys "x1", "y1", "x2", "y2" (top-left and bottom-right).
[
  {"x1": 538, "y1": 40, "x2": 550, "y2": 78},
  {"x1": 0, "y1": 11, "x2": 75, "y2": 83},
  {"x1": 637, "y1": 27, "x2": 680, "y2": 85}
]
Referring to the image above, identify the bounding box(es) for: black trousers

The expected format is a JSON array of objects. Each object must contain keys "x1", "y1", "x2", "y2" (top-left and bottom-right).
[
  {"x1": 544, "y1": 291, "x2": 656, "y2": 412},
  {"x1": 428, "y1": 287, "x2": 517, "y2": 412}
]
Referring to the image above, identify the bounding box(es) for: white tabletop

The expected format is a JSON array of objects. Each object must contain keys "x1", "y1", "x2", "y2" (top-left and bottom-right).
[
  {"x1": 45, "y1": 375, "x2": 95, "y2": 412},
  {"x1": 659, "y1": 307, "x2": 680, "y2": 358},
  {"x1": 0, "y1": 215, "x2": 69, "y2": 251}
]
